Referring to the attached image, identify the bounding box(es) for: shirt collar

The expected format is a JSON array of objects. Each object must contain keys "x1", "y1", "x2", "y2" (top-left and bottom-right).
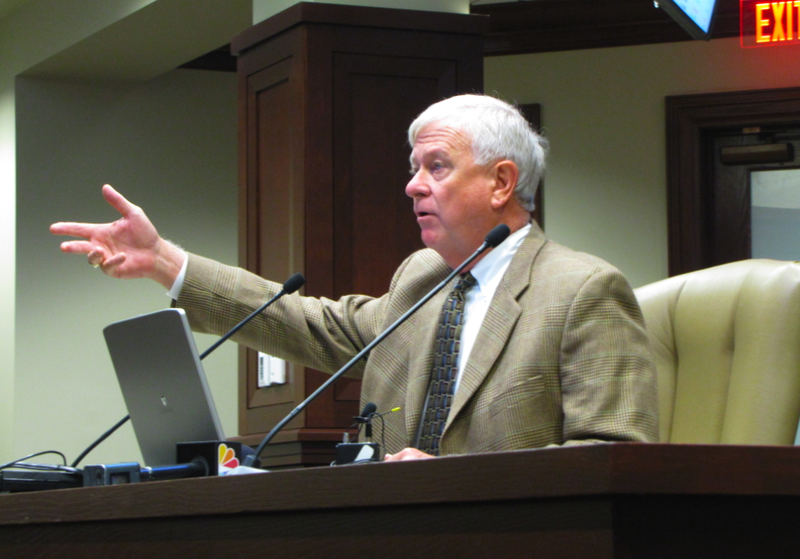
[{"x1": 469, "y1": 223, "x2": 531, "y2": 295}]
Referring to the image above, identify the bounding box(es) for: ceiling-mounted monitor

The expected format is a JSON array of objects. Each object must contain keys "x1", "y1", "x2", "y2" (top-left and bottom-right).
[{"x1": 657, "y1": 0, "x2": 719, "y2": 40}]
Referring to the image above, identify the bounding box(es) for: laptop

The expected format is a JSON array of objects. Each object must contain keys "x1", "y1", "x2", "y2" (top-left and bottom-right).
[{"x1": 103, "y1": 308, "x2": 225, "y2": 466}]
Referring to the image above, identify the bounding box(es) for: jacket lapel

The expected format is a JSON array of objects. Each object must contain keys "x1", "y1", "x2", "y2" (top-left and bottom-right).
[{"x1": 445, "y1": 224, "x2": 547, "y2": 431}]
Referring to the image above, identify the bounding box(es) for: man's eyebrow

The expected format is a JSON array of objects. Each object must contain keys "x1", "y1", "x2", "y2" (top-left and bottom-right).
[{"x1": 410, "y1": 148, "x2": 451, "y2": 165}]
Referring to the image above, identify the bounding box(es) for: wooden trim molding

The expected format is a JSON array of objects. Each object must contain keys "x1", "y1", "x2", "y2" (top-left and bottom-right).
[
  {"x1": 183, "y1": 0, "x2": 745, "y2": 72},
  {"x1": 233, "y1": 2, "x2": 489, "y2": 56}
]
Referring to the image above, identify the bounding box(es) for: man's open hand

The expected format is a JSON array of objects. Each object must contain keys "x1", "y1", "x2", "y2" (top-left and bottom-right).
[
  {"x1": 384, "y1": 448, "x2": 434, "y2": 461},
  {"x1": 50, "y1": 184, "x2": 184, "y2": 289}
]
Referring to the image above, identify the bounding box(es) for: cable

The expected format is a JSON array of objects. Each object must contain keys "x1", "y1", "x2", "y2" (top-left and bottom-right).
[
  {"x1": 0, "y1": 450, "x2": 68, "y2": 471},
  {"x1": 372, "y1": 407, "x2": 400, "y2": 460},
  {"x1": 71, "y1": 414, "x2": 130, "y2": 468},
  {"x1": 9, "y1": 462, "x2": 81, "y2": 474},
  {"x1": 375, "y1": 413, "x2": 387, "y2": 459}
]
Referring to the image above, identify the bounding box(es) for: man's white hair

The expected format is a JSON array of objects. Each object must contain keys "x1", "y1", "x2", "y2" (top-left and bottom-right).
[{"x1": 408, "y1": 94, "x2": 547, "y2": 212}]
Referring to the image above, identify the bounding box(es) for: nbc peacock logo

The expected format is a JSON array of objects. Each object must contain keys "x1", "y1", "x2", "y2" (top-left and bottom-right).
[{"x1": 218, "y1": 443, "x2": 240, "y2": 474}]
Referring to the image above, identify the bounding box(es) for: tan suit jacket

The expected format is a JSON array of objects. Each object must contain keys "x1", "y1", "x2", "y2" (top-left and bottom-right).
[{"x1": 178, "y1": 224, "x2": 658, "y2": 455}]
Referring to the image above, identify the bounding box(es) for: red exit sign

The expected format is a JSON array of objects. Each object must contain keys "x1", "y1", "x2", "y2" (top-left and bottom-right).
[{"x1": 741, "y1": 0, "x2": 800, "y2": 46}]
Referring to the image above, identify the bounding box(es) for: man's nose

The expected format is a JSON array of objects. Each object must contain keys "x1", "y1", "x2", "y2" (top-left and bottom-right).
[{"x1": 405, "y1": 170, "x2": 428, "y2": 198}]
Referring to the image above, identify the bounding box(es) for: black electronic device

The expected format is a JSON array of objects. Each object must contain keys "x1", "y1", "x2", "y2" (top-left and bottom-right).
[
  {"x1": 335, "y1": 443, "x2": 381, "y2": 465},
  {"x1": 0, "y1": 470, "x2": 83, "y2": 493},
  {"x1": 657, "y1": 0, "x2": 718, "y2": 40},
  {"x1": 335, "y1": 402, "x2": 380, "y2": 465}
]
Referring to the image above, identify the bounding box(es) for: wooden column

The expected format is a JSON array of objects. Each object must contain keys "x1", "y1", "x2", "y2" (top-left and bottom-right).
[{"x1": 230, "y1": 3, "x2": 487, "y2": 467}]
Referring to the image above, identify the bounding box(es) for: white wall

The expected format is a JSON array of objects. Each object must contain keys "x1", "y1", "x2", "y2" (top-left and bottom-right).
[
  {"x1": 0, "y1": 0, "x2": 249, "y2": 466},
  {"x1": 486, "y1": 37, "x2": 800, "y2": 288},
  {"x1": 14, "y1": 69, "x2": 238, "y2": 465},
  {"x1": 0, "y1": 80, "x2": 16, "y2": 463},
  {"x1": 0, "y1": 0, "x2": 162, "y2": 464}
]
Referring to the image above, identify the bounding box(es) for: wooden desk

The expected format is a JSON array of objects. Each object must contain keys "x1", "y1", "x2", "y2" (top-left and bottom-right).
[{"x1": 2, "y1": 444, "x2": 800, "y2": 558}]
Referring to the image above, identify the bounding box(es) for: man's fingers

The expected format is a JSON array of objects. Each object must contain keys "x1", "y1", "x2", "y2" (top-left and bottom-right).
[
  {"x1": 101, "y1": 253, "x2": 127, "y2": 277},
  {"x1": 383, "y1": 448, "x2": 433, "y2": 461},
  {"x1": 50, "y1": 222, "x2": 100, "y2": 238},
  {"x1": 103, "y1": 253, "x2": 126, "y2": 268},
  {"x1": 50, "y1": 185, "x2": 131, "y2": 238},
  {"x1": 102, "y1": 184, "x2": 138, "y2": 218},
  {"x1": 59, "y1": 240, "x2": 94, "y2": 255},
  {"x1": 87, "y1": 247, "x2": 107, "y2": 267}
]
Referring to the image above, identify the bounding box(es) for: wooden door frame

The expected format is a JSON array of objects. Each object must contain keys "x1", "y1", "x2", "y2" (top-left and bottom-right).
[{"x1": 666, "y1": 87, "x2": 800, "y2": 276}]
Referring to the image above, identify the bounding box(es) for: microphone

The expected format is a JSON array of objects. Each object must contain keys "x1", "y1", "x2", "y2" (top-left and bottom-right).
[
  {"x1": 200, "y1": 272, "x2": 305, "y2": 359},
  {"x1": 355, "y1": 402, "x2": 377, "y2": 423},
  {"x1": 338, "y1": 401, "x2": 379, "y2": 464},
  {"x1": 242, "y1": 224, "x2": 511, "y2": 468},
  {"x1": 485, "y1": 224, "x2": 510, "y2": 248},
  {"x1": 359, "y1": 402, "x2": 377, "y2": 441},
  {"x1": 71, "y1": 273, "x2": 305, "y2": 468},
  {"x1": 336, "y1": 404, "x2": 402, "y2": 464},
  {"x1": 341, "y1": 402, "x2": 377, "y2": 444}
]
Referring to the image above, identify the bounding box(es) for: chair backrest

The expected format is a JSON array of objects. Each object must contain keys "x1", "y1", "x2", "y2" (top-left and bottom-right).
[{"x1": 634, "y1": 259, "x2": 800, "y2": 444}]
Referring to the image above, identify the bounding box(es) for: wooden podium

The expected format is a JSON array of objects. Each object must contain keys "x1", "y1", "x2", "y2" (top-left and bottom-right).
[{"x1": 3, "y1": 444, "x2": 800, "y2": 557}]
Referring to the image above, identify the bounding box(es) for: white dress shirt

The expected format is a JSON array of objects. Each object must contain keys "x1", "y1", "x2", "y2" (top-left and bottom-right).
[
  {"x1": 454, "y1": 223, "x2": 530, "y2": 393},
  {"x1": 167, "y1": 251, "x2": 189, "y2": 300}
]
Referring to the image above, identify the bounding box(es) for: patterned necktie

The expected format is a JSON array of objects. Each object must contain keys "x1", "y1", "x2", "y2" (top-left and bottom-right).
[{"x1": 418, "y1": 272, "x2": 477, "y2": 456}]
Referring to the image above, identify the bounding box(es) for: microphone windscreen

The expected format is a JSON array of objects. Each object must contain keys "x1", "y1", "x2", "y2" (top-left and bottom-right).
[
  {"x1": 360, "y1": 402, "x2": 377, "y2": 417},
  {"x1": 282, "y1": 273, "x2": 306, "y2": 295},
  {"x1": 485, "y1": 224, "x2": 511, "y2": 248}
]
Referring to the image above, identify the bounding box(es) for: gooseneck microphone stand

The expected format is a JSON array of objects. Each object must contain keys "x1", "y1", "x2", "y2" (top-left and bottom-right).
[{"x1": 243, "y1": 224, "x2": 511, "y2": 468}]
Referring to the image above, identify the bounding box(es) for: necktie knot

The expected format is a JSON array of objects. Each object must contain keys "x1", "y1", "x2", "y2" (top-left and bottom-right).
[{"x1": 453, "y1": 272, "x2": 477, "y2": 298}]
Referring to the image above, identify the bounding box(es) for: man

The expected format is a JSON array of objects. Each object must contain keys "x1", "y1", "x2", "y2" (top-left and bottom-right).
[{"x1": 51, "y1": 94, "x2": 658, "y2": 461}]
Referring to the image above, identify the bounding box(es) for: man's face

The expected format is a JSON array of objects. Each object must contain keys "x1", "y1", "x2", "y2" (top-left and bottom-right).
[{"x1": 406, "y1": 124, "x2": 497, "y2": 268}]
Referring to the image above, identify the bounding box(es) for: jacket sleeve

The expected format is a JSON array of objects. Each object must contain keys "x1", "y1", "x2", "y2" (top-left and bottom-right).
[
  {"x1": 176, "y1": 254, "x2": 390, "y2": 375},
  {"x1": 558, "y1": 266, "x2": 659, "y2": 445}
]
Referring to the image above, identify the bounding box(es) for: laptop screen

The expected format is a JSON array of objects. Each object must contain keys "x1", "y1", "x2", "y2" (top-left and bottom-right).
[{"x1": 104, "y1": 309, "x2": 224, "y2": 466}]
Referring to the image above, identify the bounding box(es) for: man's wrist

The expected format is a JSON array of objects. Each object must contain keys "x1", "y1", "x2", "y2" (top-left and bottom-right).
[{"x1": 152, "y1": 240, "x2": 187, "y2": 290}]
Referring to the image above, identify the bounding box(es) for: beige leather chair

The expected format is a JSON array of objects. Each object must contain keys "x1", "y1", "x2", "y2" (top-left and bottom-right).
[{"x1": 634, "y1": 259, "x2": 800, "y2": 445}]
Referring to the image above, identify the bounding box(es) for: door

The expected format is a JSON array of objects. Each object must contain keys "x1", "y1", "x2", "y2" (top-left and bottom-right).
[
  {"x1": 666, "y1": 87, "x2": 800, "y2": 276},
  {"x1": 708, "y1": 126, "x2": 800, "y2": 265}
]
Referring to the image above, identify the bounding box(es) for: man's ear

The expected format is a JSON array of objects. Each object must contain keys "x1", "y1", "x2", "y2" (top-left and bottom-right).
[{"x1": 490, "y1": 160, "x2": 519, "y2": 210}]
